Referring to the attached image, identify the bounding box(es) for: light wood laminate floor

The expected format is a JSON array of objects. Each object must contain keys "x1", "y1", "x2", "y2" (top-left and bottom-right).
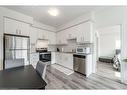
[
  {"x1": 45, "y1": 64, "x2": 127, "y2": 89},
  {"x1": 97, "y1": 61, "x2": 121, "y2": 81}
]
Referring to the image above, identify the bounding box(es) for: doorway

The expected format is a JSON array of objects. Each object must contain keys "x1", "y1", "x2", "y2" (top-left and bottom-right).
[{"x1": 95, "y1": 25, "x2": 121, "y2": 81}]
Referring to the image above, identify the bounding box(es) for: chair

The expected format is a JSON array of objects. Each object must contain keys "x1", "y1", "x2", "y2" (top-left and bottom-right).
[{"x1": 36, "y1": 61, "x2": 47, "y2": 80}]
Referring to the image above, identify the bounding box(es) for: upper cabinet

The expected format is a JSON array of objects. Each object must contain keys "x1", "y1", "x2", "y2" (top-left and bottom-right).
[
  {"x1": 48, "y1": 31, "x2": 56, "y2": 44},
  {"x1": 4, "y1": 18, "x2": 30, "y2": 36},
  {"x1": 37, "y1": 28, "x2": 43, "y2": 39},
  {"x1": 56, "y1": 21, "x2": 94, "y2": 44},
  {"x1": 30, "y1": 27, "x2": 38, "y2": 44},
  {"x1": 76, "y1": 21, "x2": 93, "y2": 43},
  {"x1": 56, "y1": 30, "x2": 68, "y2": 44},
  {"x1": 30, "y1": 27, "x2": 56, "y2": 45}
]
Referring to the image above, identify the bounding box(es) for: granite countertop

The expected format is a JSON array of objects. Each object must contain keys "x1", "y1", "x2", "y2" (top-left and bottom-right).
[
  {"x1": 52, "y1": 51, "x2": 75, "y2": 54},
  {"x1": 73, "y1": 53, "x2": 92, "y2": 55},
  {"x1": 51, "y1": 51, "x2": 92, "y2": 55}
]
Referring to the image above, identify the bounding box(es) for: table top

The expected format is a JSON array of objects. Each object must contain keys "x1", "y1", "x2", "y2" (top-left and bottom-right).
[{"x1": 0, "y1": 65, "x2": 47, "y2": 89}]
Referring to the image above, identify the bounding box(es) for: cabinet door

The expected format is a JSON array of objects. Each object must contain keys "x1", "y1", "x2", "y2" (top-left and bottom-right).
[
  {"x1": 55, "y1": 52, "x2": 60, "y2": 64},
  {"x1": 66, "y1": 25, "x2": 78, "y2": 39},
  {"x1": 43, "y1": 30, "x2": 48, "y2": 39},
  {"x1": 56, "y1": 31, "x2": 67, "y2": 44},
  {"x1": 77, "y1": 21, "x2": 93, "y2": 43},
  {"x1": 56, "y1": 32, "x2": 61, "y2": 44},
  {"x1": 51, "y1": 52, "x2": 56, "y2": 64},
  {"x1": 62, "y1": 53, "x2": 73, "y2": 70},
  {"x1": 18, "y1": 21, "x2": 30, "y2": 36},
  {"x1": 61, "y1": 30, "x2": 67, "y2": 44},
  {"x1": 37, "y1": 28, "x2": 43, "y2": 39},
  {"x1": 4, "y1": 18, "x2": 19, "y2": 34},
  {"x1": 48, "y1": 32, "x2": 56, "y2": 44},
  {"x1": 80, "y1": 22, "x2": 92, "y2": 42},
  {"x1": 30, "y1": 27, "x2": 38, "y2": 44}
]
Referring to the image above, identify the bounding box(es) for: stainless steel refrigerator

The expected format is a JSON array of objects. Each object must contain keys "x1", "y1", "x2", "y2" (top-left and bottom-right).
[{"x1": 3, "y1": 34, "x2": 30, "y2": 69}]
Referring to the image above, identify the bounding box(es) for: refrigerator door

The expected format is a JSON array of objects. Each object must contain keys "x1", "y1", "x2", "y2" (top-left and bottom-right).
[
  {"x1": 22, "y1": 37, "x2": 29, "y2": 49},
  {"x1": 4, "y1": 35, "x2": 30, "y2": 69},
  {"x1": 5, "y1": 35, "x2": 15, "y2": 59},
  {"x1": 5, "y1": 35, "x2": 15, "y2": 50},
  {"x1": 15, "y1": 36, "x2": 22, "y2": 49},
  {"x1": 15, "y1": 36, "x2": 29, "y2": 49}
]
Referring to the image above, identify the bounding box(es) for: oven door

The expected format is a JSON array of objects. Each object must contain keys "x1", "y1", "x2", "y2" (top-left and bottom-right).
[{"x1": 39, "y1": 53, "x2": 51, "y2": 62}]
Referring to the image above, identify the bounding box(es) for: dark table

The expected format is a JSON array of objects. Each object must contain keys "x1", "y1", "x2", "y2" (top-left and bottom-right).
[{"x1": 0, "y1": 65, "x2": 47, "y2": 89}]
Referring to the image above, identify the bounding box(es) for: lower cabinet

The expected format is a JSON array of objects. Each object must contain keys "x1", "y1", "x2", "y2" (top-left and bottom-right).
[
  {"x1": 51, "y1": 52, "x2": 73, "y2": 70},
  {"x1": 51, "y1": 52, "x2": 56, "y2": 64},
  {"x1": 61, "y1": 53, "x2": 73, "y2": 70},
  {"x1": 30, "y1": 53, "x2": 39, "y2": 68}
]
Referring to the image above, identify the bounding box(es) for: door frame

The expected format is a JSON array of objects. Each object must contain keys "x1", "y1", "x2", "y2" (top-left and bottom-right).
[{"x1": 94, "y1": 24, "x2": 122, "y2": 79}]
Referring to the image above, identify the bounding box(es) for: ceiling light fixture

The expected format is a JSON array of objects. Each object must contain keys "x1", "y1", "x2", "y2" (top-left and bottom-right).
[{"x1": 48, "y1": 8, "x2": 59, "y2": 16}]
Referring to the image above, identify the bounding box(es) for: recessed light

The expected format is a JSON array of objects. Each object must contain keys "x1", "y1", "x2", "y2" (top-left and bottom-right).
[{"x1": 48, "y1": 8, "x2": 59, "y2": 16}]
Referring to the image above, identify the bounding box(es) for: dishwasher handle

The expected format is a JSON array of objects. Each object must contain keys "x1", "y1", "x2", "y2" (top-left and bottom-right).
[{"x1": 73, "y1": 54, "x2": 86, "y2": 59}]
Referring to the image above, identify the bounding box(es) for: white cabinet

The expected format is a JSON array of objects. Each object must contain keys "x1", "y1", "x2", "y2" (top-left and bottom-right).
[
  {"x1": 30, "y1": 53, "x2": 39, "y2": 68},
  {"x1": 30, "y1": 27, "x2": 38, "y2": 44},
  {"x1": 51, "y1": 52, "x2": 56, "y2": 64},
  {"x1": 18, "y1": 21, "x2": 30, "y2": 36},
  {"x1": 61, "y1": 53, "x2": 73, "y2": 70},
  {"x1": 56, "y1": 21, "x2": 93, "y2": 44},
  {"x1": 47, "y1": 31, "x2": 56, "y2": 44},
  {"x1": 56, "y1": 31, "x2": 67, "y2": 44},
  {"x1": 76, "y1": 21, "x2": 93, "y2": 43},
  {"x1": 37, "y1": 28, "x2": 43, "y2": 39},
  {"x1": 33, "y1": 28, "x2": 56, "y2": 44},
  {"x1": 41, "y1": 30, "x2": 56, "y2": 44},
  {"x1": 66, "y1": 25, "x2": 78, "y2": 39},
  {"x1": 85, "y1": 54, "x2": 93, "y2": 77},
  {"x1": 4, "y1": 18, "x2": 19, "y2": 34},
  {"x1": 4, "y1": 17, "x2": 30, "y2": 36},
  {"x1": 53, "y1": 52, "x2": 73, "y2": 70},
  {"x1": 55, "y1": 52, "x2": 61, "y2": 64},
  {"x1": 56, "y1": 32, "x2": 61, "y2": 44}
]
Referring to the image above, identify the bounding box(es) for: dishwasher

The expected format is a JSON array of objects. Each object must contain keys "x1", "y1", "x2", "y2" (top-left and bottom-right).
[{"x1": 73, "y1": 54, "x2": 86, "y2": 75}]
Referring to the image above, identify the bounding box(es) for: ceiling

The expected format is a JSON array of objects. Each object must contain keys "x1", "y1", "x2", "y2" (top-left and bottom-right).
[{"x1": 5, "y1": 6, "x2": 106, "y2": 27}]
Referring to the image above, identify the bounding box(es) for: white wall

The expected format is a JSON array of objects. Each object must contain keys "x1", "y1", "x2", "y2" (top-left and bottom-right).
[{"x1": 98, "y1": 25, "x2": 120, "y2": 57}]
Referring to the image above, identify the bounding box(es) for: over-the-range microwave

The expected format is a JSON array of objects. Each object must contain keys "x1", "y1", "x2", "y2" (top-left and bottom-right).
[{"x1": 76, "y1": 47, "x2": 90, "y2": 54}]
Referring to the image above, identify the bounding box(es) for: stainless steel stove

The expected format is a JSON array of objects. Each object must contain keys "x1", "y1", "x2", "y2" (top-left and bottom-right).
[{"x1": 36, "y1": 48, "x2": 51, "y2": 63}]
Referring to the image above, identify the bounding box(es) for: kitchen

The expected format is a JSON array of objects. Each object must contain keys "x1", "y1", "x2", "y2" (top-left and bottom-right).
[
  {"x1": 0, "y1": 6, "x2": 127, "y2": 89},
  {"x1": 30, "y1": 19, "x2": 94, "y2": 77}
]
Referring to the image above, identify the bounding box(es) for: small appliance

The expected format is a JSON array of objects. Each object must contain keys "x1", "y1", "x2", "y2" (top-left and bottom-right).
[{"x1": 76, "y1": 47, "x2": 90, "y2": 54}]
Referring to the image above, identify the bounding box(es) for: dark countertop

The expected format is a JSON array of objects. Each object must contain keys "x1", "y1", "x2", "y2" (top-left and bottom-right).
[{"x1": 51, "y1": 51, "x2": 92, "y2": 55}]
